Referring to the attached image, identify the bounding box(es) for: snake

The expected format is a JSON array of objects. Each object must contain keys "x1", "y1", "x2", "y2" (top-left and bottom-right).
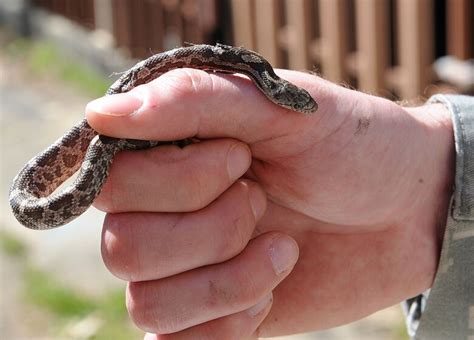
[{"x1": 9, "y1": 43, "x2": 318, "y2": 230}]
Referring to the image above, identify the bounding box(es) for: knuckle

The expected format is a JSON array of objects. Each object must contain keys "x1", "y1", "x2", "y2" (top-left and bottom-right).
[
  {"x1": 155, "y1": 152, "x2": 216, "y2": 211},
  {"x1": 127, "y1": 282, "x2": 185, "y2": 334},
  {"x1": 216, "y1": 211, "x2": 253, "y2": 261},
  {"x1": 207, "y1": 269, "x2": 261, "y2": 312},
  {"x1": 179, "y1": 168, "x2": 212, "y2": 210},
  {"x1": 196, "y1": 323, "x2": 220, "y2": 340},
  {"x1": 126, "y1": 282, "x2": 155, "y2": 332},
  {"x1": 213, "y1": 183, "x2": 256, "y2": 261},
  {"x1": 193, "y1": 322, "x2": 237, "y2": 340},
  {"x1": 101, "y1": 215, "x2": 141, "y2": 281},
  {"x1": 233, "y1": 267, "x2": 262, "y2": 304}
]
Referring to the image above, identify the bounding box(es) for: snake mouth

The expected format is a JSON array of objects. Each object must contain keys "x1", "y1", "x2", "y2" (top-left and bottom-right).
[
  {"x1": 301, "y1": 97, "x2": 318, "y2": 114},
  {"x1": 294, "y1": 87, "x2": 318, "y2": 114}
]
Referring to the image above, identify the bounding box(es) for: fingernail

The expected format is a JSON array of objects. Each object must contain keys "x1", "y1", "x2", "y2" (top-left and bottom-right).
[
  {"x1": 247, "y1": 292, "x2": 273, "y2": 317},
  {"x1": 248, "y1": 184, "x2": 266, "y2": 220},
  {"x1": 269, "y1": 236, "x2": 299, "y2": 275},
  {"x1": 87, "y1": 93, "x2": 143, "y2": 116},
  {"x1": 227, "y1": 144, "x2": 250, "y2": 181},
  {"x1": 144, "y1": 333, "x2": 156, "y2": 340}
]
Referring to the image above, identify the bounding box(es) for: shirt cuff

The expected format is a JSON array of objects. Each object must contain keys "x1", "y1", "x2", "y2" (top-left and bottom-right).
[{"x1": 402, "y1": 94, "x2": 474, "y2": 339}]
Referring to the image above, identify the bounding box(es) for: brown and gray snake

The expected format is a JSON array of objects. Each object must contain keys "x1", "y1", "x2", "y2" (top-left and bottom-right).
[{"x1": 9, "y1": 43, "x2": 318, "y2": 230}]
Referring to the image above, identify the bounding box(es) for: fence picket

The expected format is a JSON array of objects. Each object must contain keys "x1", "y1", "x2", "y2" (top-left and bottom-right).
[
  {"x1": 355, "y1": 0, "x2": 389, "y2": 94},
  {"x1": 285, "y1": 0, "x2": 311, "y2": 70},
  {"x1": 319, "y1": 0, "x2": 349, "y2": 82}
]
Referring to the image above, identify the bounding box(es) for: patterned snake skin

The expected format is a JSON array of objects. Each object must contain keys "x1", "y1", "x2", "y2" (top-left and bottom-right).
[{"x1": 9, "y1": 44, "x2": 318, "y2": 230}]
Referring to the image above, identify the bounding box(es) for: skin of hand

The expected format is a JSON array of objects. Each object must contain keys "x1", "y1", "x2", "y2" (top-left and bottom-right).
[{"x1": 86, "y1": 68, "x2": 454, "y2": 339}]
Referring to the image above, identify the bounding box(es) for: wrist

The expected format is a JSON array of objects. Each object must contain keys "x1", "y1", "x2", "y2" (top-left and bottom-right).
[
  {"x1": 404, "y1": 102, "x2": 454, "y2": 233},
  {"x1": 402, "y1": 102, "x2": 455, "y2": 290}
]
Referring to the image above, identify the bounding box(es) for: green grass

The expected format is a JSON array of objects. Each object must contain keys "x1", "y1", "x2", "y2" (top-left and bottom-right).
[
  {"x1": 23, "y1": 266, "x2": 141, "y2": 339},
  {"x1": 24, "y1": 267, "x2": 97, "y2": 317},
  {"x1": 5, "y1": 37, "x2": 110, "y2": 97},
  {"x1": 0, "y1": 230, "x2": 28, "y2": 258},
  {"x1": 0, "y1": 225, "x2": 140, "y2": 337}
]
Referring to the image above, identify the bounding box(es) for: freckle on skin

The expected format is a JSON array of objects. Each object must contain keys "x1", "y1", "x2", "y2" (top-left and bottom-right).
[{"x1": 355, "y1": 117, "x2": 370, "y2": 136}]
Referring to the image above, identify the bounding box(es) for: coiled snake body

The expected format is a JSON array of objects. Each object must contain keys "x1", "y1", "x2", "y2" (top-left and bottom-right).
[{"x1": 9, "y1": 44, "x2": 318, "y2": 230}]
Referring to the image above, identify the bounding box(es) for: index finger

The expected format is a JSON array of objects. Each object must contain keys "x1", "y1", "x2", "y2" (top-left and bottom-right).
[{"x1": 85, "y1": 68, "x2": 331, "y2": 143}]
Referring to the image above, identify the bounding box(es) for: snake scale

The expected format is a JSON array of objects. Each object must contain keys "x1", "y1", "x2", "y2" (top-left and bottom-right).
[{"x1": 9, "y1": 43, "x2": 318, "y2": 230}]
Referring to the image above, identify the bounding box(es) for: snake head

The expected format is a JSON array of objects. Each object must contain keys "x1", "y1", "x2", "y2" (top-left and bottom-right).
[
  {"x1": 107, "y1": 71, "x2": 134, "y2": 95},
  {"x1": 271, "y1": 81, "x2": 318, "y2": 114},
  {"x1": 107, "y1": 63, "x2": 148, "y2": 95}
]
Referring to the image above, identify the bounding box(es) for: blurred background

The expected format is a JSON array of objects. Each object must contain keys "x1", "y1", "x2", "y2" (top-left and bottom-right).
[{"x1": 0, "y1": 0, "x2": 472, "y2": 339}]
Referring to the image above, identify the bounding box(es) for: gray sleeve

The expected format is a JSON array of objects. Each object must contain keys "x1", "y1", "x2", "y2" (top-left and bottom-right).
[{"x1": 402, "y1": 94, "x2": 474, "y2": 339}]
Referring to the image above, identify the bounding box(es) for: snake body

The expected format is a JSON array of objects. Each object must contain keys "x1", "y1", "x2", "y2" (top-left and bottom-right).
[{"x1": 9, "y1": 44, "x2": 317, "y2": 230}]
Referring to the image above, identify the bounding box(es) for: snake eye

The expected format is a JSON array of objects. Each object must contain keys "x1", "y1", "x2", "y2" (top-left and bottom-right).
[{"x1": 297, "y1": 91, "x2": 318, "y2": 113}]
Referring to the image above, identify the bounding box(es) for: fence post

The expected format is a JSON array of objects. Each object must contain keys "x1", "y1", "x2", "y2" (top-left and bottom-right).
[
  {"x1": 447, "y1": 0, "x2": 473, "y2": 60},
  {"x1": 254, "y1": 0, "x2": 281, "y2": 65},
  {"x1": 395, "y1": 0, "x2": 434, "y2": 100},
  {"x1": 94, "y1": 0, "x2": 113, "y2": 34},
  {"x1": 285, "y1": 0, "x2": 311, "y2": 70},
  {"x1": 319, "y1": 0, "x2": 349, "y2": 83},
  {"x1": 230, "y1": 0, "x2": 255, "y2": 49},
  {"x1": 112, "y1": 1, "x2": 132, "y2": 53},
  {"x1": 355, "y1": 0, "x2": 389, "y2": 94}
]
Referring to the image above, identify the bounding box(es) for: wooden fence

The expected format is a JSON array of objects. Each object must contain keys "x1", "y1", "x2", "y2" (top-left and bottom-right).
[
  {"x1": 110, "y1": 0, "x2": 219, "y2": 57},
  {"x1": 33, "y1": 0, "x2": 96, "y2": 29},
  {"x1": 230, "y1": 0, "x2": 473, "y2": 100},
  {"x1": 31, "y1": 0, "x2": 473, "y2": 101},
  {"x1": 32, "y1": 0, "x2": 221, "y2": 57}
]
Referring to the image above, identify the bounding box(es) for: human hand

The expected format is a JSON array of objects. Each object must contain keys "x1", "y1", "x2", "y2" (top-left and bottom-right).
[{"x1": 86, "y1": 69, "x2": 454, "y2": 338}]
